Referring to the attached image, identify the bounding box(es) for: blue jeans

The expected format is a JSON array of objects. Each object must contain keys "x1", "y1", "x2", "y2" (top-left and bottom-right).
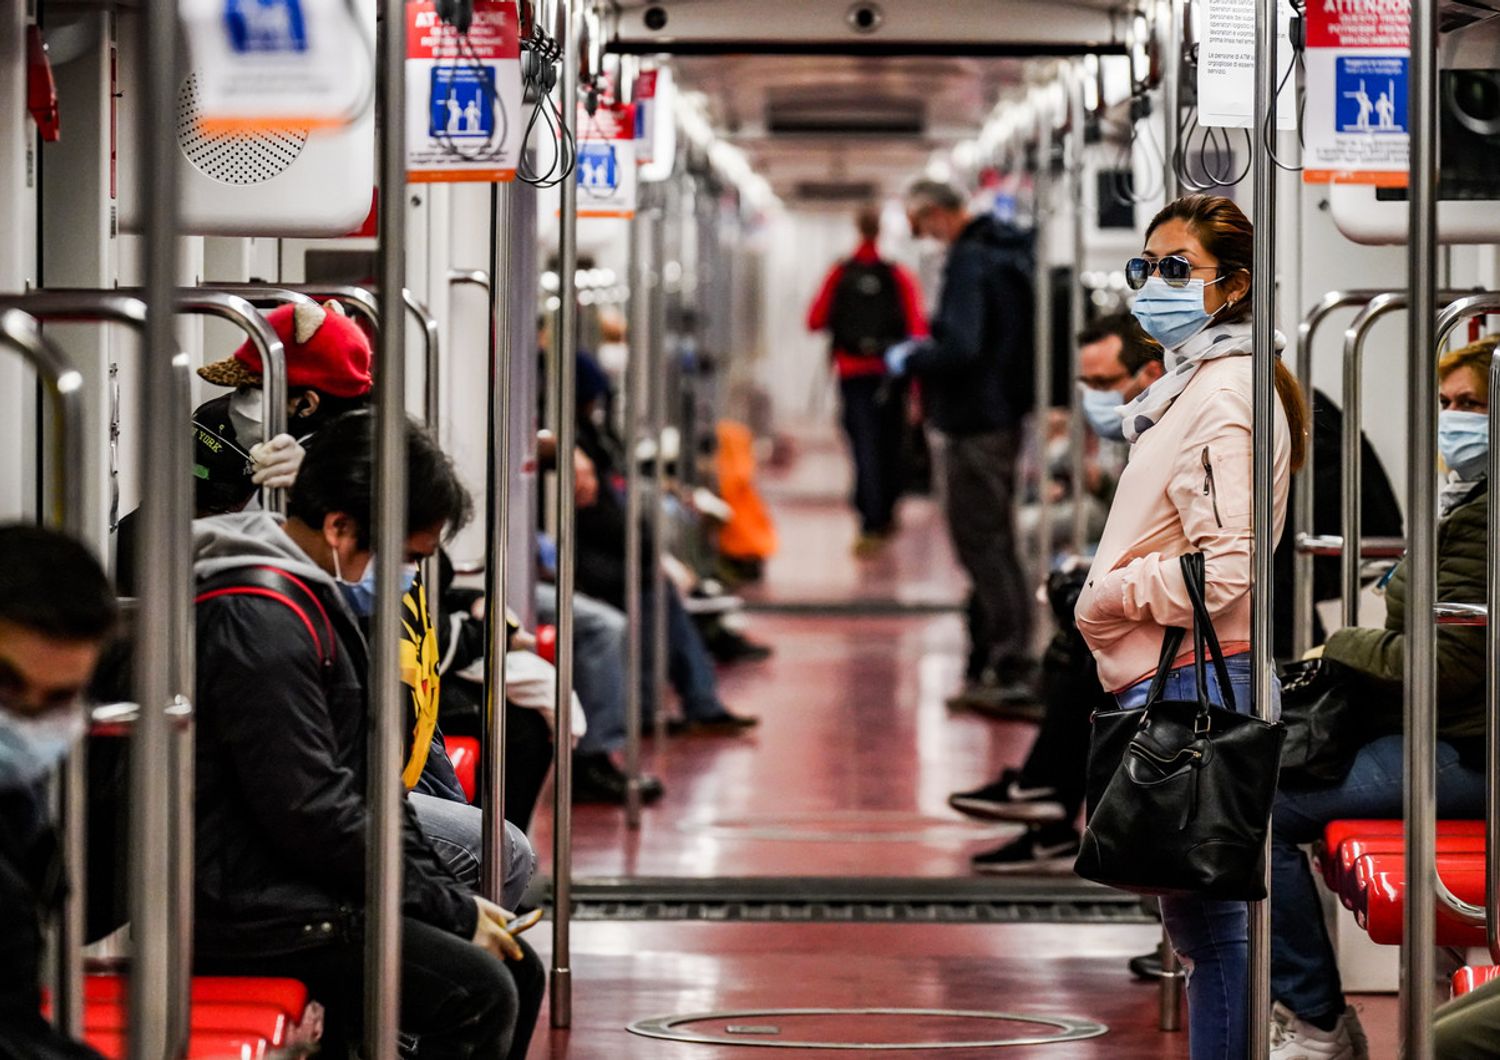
[
  {"x1": 409, "y1": 792, "x2": 538, "y2": 911},
  {"x1": 643, "y1": 585, "x2": 729, "y2": 721},
  {"x1": 535, "y1": 586, "x2": 629, "y2": 756},
  {"x1": 1270, "y1": 733, "x2": 1485, "y2": 1022},
  {"x1": 1116, "y1": 652, "x2": 1274, "y2": 1060}
]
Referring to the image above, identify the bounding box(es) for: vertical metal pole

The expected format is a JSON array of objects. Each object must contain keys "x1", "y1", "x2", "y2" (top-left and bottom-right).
[
  {"x1": 1404, "y1": 0, "x2": 1440, "y2": 1040},
  {"x1": 623, "y1": 205, "x2": 648, "y2": 826},
  {"x1": 410, "y1": 293, "x2": 443, "y2": 603},
  {"x1": 1487, "y1": 346, "x2": 1500, "y2": 964},
  {"x1": 169, "y1": 350, "x2": 196, "y2": 1055},
  {"x1": 1161, "y1": 0, "x2": 1183, "y2": 202},
  {"x1": 481, "y1": 187, "x2": 511, "y2": 902},
  {"x1": 1031, "y1": 139, "x2": 1054, "y2": 583},
  {"x1": 649, "y1": 206, "x2": 669, "y2": 750},
  {"x1": 129, "y1": 0, "x2": 181, "y2": 1053},
  {"x1": 1341, "y1": 313, "x2": 1369, "y2": 633},
  {"x1": 1248, "y1": 0, "x2": 1279, "y2": 1051},
  {"x1": 365, "y1": 0, "x2": 408, "y2": 1050},
  {"x1": 1067, "y1": 70, "x2": 1089, "y2": 555},
  {"x1": 552, "y1": 0, "x2": 579, "y2": 1027},
  {"x1": 1158, "y1": 930, "x2": 1184, "y2": 1032}
]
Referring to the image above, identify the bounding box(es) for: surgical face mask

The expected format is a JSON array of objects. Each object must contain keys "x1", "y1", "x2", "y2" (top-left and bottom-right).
[
  {"x1": 1439, "y1": 410, "x2": 1489, "y2": 481},
  {"x1": 1080, "y1": 384, "x2": 1128, "y2": 442},
  {"x1": 1130, "y1": 276, "x2": 1227, "y2": 350},
  {"x1": 335, "y1": 551, "x2": 420, "y2": 617},
  {"x1": 228, "y1": 387, "x2": 265, "y2": 448},
  {"x1": 0, "y1": 703, "x2": 85, "y2": 791}
]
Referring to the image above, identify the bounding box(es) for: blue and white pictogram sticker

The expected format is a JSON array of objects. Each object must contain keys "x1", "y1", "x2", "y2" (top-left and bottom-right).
[
  {"x1": 1335, "y1": 56, "x2": 1407, "y2": 135},
  {"x1": 224, "y1": 0, "x2": 308, "y2": 53},
  {"x1": 577, "y1": 143, "x2": 620, "y2": 191},
  {"x1": 573, "y1": 102, "x2": 636, "y2": 218},
  {"x1": 429, "y1": 67, "x2": 496, "y2": 139}
]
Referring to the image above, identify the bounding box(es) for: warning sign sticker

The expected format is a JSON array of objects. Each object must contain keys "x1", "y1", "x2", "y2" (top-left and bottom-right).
[
  {"x1": 1303, "y1": 0, "x2": 1411, "y2": 185},
  {"x1": 404, "y1": 0, "x2": 522, "y2": 184}
]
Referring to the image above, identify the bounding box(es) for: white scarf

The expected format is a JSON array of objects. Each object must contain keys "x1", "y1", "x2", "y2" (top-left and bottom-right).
[{"x1": 1117, "y1": 321, "x2": 1286, "y2": 444}]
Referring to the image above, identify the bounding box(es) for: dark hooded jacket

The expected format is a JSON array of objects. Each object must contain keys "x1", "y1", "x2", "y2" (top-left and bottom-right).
[
  {"x1": 191, "y1": 512, "x2": 476, "y2": 960},
  {"x1": 905, "y1": 215, "x2": 1036, "y2": 435}
]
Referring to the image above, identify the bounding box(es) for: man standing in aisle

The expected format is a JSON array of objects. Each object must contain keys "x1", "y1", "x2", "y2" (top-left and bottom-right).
[
  {"x1": 889, "y1": 179, "x2": 1037, "y2": 710},
  {"x1": 807, "y1": 204, "x2": 928, "y2": 556}
]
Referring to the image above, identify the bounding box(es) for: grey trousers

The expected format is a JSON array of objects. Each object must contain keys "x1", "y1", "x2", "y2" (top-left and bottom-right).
[
  {"x1": 1436, "y1": 977, "x2": 1500, "y2": 1059},
  {"x1": 409, "y1": 792, "x2": 537, "y2": 911},
  {"x1": 943, "y1": 427, "x2": 1032, "y2": 673}
]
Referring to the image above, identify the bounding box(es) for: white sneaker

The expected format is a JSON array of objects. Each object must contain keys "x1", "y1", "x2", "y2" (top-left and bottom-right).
[{"x1": 1269, "y1": 1002, "x2": 1370, "y2": 1060}]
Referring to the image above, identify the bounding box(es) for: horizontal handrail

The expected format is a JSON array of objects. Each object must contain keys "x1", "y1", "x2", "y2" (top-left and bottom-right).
[
  {"x1": 1295, "y1": 534, "x2": 1407, "y2": 559},
  {"x1": 1434, "y1": 602, "x2": 1487, "y2": 626}
]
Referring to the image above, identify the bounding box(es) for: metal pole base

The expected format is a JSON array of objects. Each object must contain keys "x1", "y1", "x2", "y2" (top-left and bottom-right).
[
  {"x1": 550, "y1": 966, "x2": 573, "y2": 1028},
  {"x1": 1158, "y1": 933, "x2": 1185, "y2": 1033},
  {"x1": 626, "y1": 781, "x2": 643, "y2": 829}
]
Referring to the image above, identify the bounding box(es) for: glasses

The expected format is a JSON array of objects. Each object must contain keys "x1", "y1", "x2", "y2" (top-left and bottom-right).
[{"x1": 1125, "y1": 255, "x2": 1219, "y2": 290}]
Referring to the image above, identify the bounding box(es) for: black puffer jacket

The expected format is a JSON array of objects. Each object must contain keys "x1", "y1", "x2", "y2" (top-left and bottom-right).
[
  {"x1": 192, "y1": 513, "x2": 476, "y2": 960},
  {"x1": 905, "y1": 216, "x2": 1036, "y2": 436}
]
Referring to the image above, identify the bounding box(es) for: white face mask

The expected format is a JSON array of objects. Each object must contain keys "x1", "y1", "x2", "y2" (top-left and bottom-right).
[
  {"x1": 0, "y1": 704, "x2": 85, "y2": 791},
  {"x1": 228, "y1": 388, "x2": 265, "y2": 448}
]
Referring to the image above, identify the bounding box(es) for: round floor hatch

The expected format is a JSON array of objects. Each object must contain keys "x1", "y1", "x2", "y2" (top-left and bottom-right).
[{"x1": 627, "y1": 1007, "x2": 1109, "y2": 1050}]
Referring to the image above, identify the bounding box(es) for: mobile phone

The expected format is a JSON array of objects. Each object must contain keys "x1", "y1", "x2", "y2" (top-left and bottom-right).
[{"x1": 504, "y1": 908, "x2": 544, "y2": 936}]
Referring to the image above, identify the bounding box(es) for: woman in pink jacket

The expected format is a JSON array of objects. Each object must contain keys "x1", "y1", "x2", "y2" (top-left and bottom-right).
[{"x1": 1074, "y1": 194, "x2": 1306, "y2": 1060}]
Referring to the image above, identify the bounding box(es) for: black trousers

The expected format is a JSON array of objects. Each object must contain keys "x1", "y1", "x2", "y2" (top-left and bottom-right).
[
  {"x1": 1016, "y1": 630, "x2": 1114, "y2": 821},
  {"x1": 198, "y1": 917, "x2": 545, "y2": 1059},
  {"x1": 839, "y1": 376, "x2": 904, "y2": 534}
]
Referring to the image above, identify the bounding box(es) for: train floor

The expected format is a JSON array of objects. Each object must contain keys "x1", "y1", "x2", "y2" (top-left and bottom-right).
[{"x1": 524, "y1": 429, "x2": 1401, "y2": 1057}]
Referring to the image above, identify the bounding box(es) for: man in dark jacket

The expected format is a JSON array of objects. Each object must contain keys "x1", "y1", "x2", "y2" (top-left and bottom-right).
[
  {"x1": 191, "y1": 411, "x2": 543, "y2": 1058},
  {"x1": 0, "y1": 525, "x2": 116, "y2": 1060},
  {"x1": 891, "y1": 179, "x2": 1036, "y2": 709}
]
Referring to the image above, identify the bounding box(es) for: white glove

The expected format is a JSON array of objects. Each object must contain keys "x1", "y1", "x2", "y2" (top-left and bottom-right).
[
  {"x1": 504, "y1": 650, "x2": 588, "y2": 747},
  {"x1": 249, "y1": 434, "x2": 305, "y2": 489}
]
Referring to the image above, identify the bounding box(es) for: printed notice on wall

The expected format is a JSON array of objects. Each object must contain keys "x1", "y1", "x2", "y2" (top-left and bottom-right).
[
  {"x1": 1302, "y1": 0, "x2": 1410, "y2": 185},
  {"x1": 404, "y1": 0, "x2": 523, "y2": 183},
  {"x1": 1196, "y1": 0, "x2": 1298, "y2": 130},
  {"x1": 575, "y1": 103, "x2": 638, "y2": 219}
]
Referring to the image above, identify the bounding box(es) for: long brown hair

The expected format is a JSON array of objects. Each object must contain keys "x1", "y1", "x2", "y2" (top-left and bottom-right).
[{"x1": 1145, "y1": 195, "x2": 1308, "y2": 471}]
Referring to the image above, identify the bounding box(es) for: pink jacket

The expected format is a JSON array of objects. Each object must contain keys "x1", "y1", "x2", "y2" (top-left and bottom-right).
[{"x1": 1074, "y1": 356, "x2": 1291, "y2": 693}]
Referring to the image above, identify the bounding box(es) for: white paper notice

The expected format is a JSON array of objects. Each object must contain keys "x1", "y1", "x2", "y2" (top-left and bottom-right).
[{"x1": 1197, "y1": 0, "x2": 1298, "y2": 130}]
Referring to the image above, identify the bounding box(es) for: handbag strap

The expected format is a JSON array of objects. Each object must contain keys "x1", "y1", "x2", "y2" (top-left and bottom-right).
[{"x1": 1179, "y1": 552, "x2": 1237, "y2": 712}]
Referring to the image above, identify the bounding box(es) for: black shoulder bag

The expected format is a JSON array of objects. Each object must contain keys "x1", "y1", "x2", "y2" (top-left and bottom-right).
[{"x1": 1074, "y1": 553, "x2": 1287, "y2": 901}]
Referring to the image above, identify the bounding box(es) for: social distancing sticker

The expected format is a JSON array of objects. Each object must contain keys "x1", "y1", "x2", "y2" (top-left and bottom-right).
[
  {"x1": 576, "y1": 103, "x2": 637, "y2": 219},
  {"x1": 405, "y1": 0, "x2": 522, "y2": 184},
  {"x1": 1303, "y1": 0, "x2": 1411, "y2": 185}
]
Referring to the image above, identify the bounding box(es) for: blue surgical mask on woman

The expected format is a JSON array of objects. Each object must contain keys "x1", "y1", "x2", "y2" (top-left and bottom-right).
[
  {"x1": 0, "y1": 705, "x2": 85, "y2": 791},
  {"x1": 1438, "y1": 410, "x2": 1489, "y2": 481},
  {"x1": 1130, "y1": 276, "x2": 1227, "y2": 350},
  {"x1": 1080, "y1": 384, "x2": 1128, "y2": 442}
]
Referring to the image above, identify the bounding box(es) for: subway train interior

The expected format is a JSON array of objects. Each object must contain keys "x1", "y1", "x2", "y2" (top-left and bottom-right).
[{"x1": 6, "y1": 0, "x2": 1500, "y2": 1056}]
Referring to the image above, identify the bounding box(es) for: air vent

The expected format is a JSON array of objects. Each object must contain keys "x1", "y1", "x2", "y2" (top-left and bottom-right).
[
  {"x1": 767, "y1": 97, "x2": 925, "y2": 137},
  {"x1": 176, "y1": 73, "x2": 310, "y2": 186},
  {"x1": 792, "y1": 181, "x2": 879, "y2": 202}
]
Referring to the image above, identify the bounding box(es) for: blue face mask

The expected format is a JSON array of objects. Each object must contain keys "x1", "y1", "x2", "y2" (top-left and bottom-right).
[
  {"x1": 0, "y1": 705, "x2": 84, "y2": 791},
  {"x1": 1130, "y1": 276, "x2": 1225, "y2": 350},
  {"x1": 336, "y1": 553, "x2": 419, "y2": 617},
  {"x1": 1438, "y1": 410, "x2": 1489, "y2": 481},
  {"x1": 1079, "y1": 384, "x2": 1128, "y2": 442}
]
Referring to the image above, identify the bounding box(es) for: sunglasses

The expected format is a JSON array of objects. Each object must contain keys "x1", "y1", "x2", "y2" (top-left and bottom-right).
[{"x1": 1125, "y1": 255, "x2": 1220, "y2": 290}]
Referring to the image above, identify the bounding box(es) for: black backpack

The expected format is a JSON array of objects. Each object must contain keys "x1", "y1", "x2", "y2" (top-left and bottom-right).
[{"x1": 829, "y1": 260, "x2": 907, "y2": 359}]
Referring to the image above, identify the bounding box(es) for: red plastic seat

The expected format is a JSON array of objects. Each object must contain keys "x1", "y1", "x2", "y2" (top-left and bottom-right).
[
  {"x1": 536, "y1": 624, "x2": 557, "y2": 664},
  {"x1": 445, "y1": 735, "x2": 480, "y2": 803},
  {"x1": 1331, "y1": 836, "x2": 1486, "y2": 909},
  {"x1": 82, "y1": 975, "x2": 307, "y2": 1018},
  {"x1": 1317, "y1": 820, "x2": 1485, "y2": 889},
  {"x1": 83, "y1": 1001, "x2": 287, "y2": 1045},
  {"x1": 1353, "y1": 851, "x2": 1487, "y2": 946},
  {"x1": 1453, "y1": 965, "x2": 1500, "y2": 997},
  {"x1": 83, "y1": 1028, "x2": 268, "y2": 1060}
]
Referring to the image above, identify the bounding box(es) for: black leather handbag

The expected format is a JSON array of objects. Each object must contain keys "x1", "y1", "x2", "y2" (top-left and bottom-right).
[
  {"x1": 1075, "y1": 554, "x2": 1287, "y2": 901},
  {"x1": 1275, "y1": 656, "x2": 1362, "y2": 790}
]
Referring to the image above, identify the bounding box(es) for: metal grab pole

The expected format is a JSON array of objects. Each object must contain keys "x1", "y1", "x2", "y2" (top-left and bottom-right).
[
  {"x1": 648, "y1": 206, "x2": 668, "y2": 754},
  {"x1": 1067, "y1": 69, "x2": 1089, "y2": 556},
  {"x1": 1161, "y1": 0, "x2": 1183, "y2": 202},
  {"x1": 134, "y1": 0, "x2": 182, "y2": 1046},
  {"x1": 0, "y1": 311, "x2": 86, "y2": 1039},
  {"x1": 367, "y1": 0, "x2": 407, "y2": 1049},
  {"x1": 1405, "y1": 0, "x2": 1440, "y2": 1037},
  {"x1": 1340, "y1": 290, "x2": 1474, "y2": 631},
  {"x1": 1291, "y1": 290, "x2": 1386, "y2": 656},
  {"x1": 552, "y1": 0, "x2": 579, "y2": 1027},
  {"x1": 623, "y1": 205, "x2": 649, "y2": 827},
  {"x1": 1249, "y1": 0, "x2": 1278, "y2": 1048},
  {"x1": 1032, "y1": 138, "x2": 1054, "y2": 585},
  {"x1": 404, "y1": 291, "x2": 443, "y2": 602},
  {"x1": 1488, "y1": 342, "x2": 1500, "y2": 964},
  {"x1": 269, "y1": 283, "x2": 384, "y2": 331}
]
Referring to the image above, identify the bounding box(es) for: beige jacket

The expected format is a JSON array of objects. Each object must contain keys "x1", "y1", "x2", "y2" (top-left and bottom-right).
[{"x1": 1075, "y1": 356, "x2": 1291, "y2": 692}]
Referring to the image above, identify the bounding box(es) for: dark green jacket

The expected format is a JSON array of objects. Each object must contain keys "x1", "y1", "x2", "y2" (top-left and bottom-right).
[{"x1": 1323, "y1": 480, "x2": 1487, "y2": 759}]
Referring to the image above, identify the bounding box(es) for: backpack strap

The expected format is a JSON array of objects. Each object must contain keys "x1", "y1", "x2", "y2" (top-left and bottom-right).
[{"x1": 195, "y1": 565, "x2": 337, "y2": 672}]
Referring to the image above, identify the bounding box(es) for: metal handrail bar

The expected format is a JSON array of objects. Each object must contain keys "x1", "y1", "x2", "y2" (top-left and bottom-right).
[
  {"x1": 1340, "y1": 288, "x2": 1477, "y2": 632},
  {"x1": 1066, "y1": 71, "x2": 1088, "y2": 556},
  {"x1": 270, "y1": 283, "x2": 382, "y2": 330},
  {"x1": 623, "y1": 205, "x2": 649, "y2": 827},
  {"x1": 1031, "y1": 132, "x2": 1054, "y2": 588},
  {"x1": 1291, "y1": 289, "x2": 1388, "y2": 657},
  {"x1": 1433, "y1": 603, "x2": 1488, "y2": 626},
  {"x1": 0, "y1": 311, "x2": 86, "y2": 1038},
  {"x1": 1294, "y1": 533, "x2": 1407, "y2": 559}
]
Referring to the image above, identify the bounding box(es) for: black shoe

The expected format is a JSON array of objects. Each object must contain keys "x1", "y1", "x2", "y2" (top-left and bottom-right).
[
  {"x1": 1128, "y1": 951, "x2": 1170, "y2": 980},
  {"x1": 573, "y1": 753, "x2": 666, "y2": 805},
  {"x1": 706, "y1": 627, "x2": 774, "y2": 664},
  {"x1": 949, "y1": 769, "x2": 1068, "y2": 824},
  {"x1": 667, "y1": 710, "x2": 760, "y2": 736},
  {"x1": 971, "y1": 824, "x2": 1081, "y2": 875}
]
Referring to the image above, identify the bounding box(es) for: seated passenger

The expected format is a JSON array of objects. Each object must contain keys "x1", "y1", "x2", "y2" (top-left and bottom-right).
[
  {"x1": 0, "y1": 526, "x2": 116, "y2": 1060},
  {"x1": 1268, "y1": 340, "x2": 1495, "y2": 1057},
  {"x1": 191, "y1": 411, "x2": 543, "y2": 1058}
]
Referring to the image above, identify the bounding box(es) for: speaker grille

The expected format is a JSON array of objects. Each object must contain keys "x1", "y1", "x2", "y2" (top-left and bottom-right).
[{"x1": 176, "y1": 73, "x2": 310, "y2": 185}]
